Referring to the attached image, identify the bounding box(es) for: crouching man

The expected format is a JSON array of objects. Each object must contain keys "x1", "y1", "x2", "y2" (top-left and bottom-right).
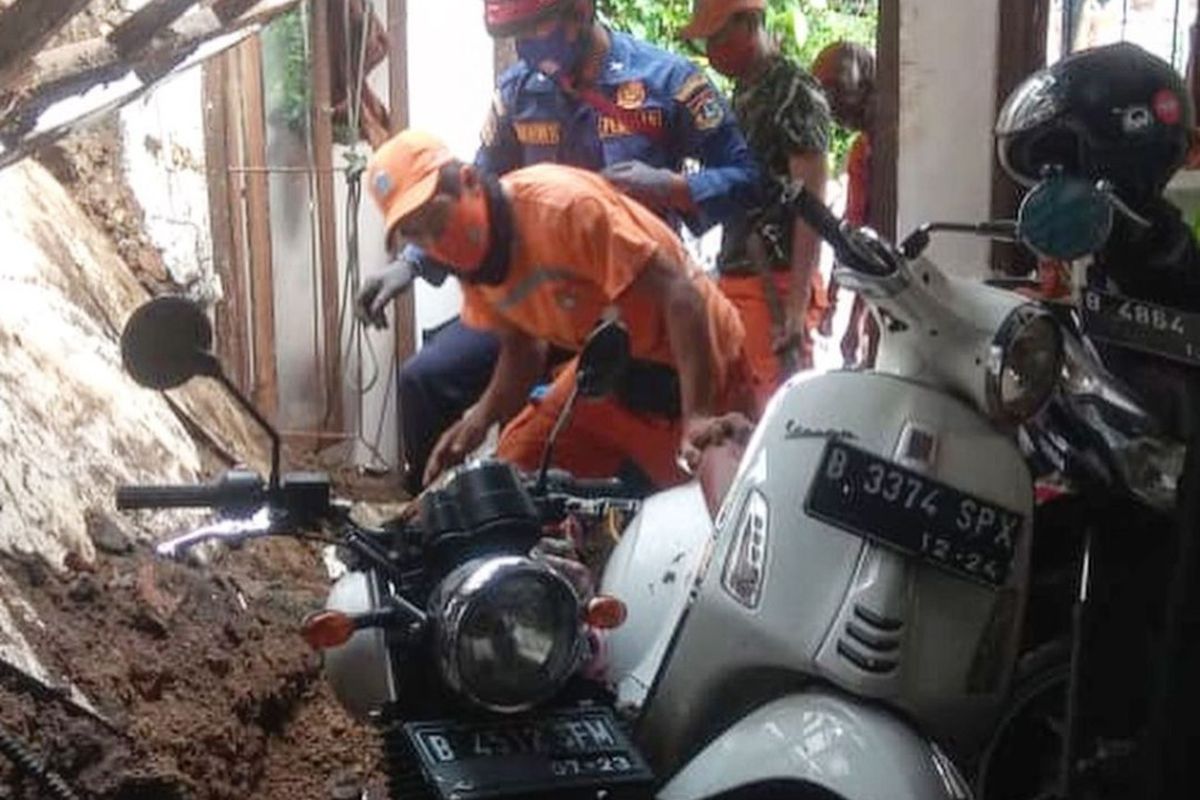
[{"x1": 368, "y1": 130, "x2": 756, "y2": 488}]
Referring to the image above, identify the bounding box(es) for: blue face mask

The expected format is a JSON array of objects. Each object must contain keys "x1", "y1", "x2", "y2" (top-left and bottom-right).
[{"x1": 516, "y1": 21, "x2": 585, "y2": 79}]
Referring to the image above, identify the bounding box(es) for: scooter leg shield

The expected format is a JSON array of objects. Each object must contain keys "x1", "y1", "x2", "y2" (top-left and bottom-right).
[{"x1": 657, "y1": 688, "x2": 972, "y2": 800}]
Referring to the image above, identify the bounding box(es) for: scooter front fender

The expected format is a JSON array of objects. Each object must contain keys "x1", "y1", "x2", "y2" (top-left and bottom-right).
[{"x1": 658, "y1": 689, "x2": 972, "y2": 800}]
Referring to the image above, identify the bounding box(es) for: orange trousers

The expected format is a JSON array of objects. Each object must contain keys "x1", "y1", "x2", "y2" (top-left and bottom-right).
[
  {"x1": 718, "y1": 269, "x2": 828, "y2": 410},
  {"x1": 497, "y1": 356, "x2": 755, "y2": 489}
]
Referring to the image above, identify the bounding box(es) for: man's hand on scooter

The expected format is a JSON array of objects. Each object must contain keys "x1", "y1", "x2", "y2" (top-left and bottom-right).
[
  {"x1": 679, "y1": 413, "x2": 755, "y2": 475},
  {"x1": 423, "y1": 406, "x2": 491, "y2": 487},
  {"x1": 530, "y1": 532, "x2": 594, "y2": 601},
  {"x1": 355, "y1": 255, "x2": 416, "y2": 329}
]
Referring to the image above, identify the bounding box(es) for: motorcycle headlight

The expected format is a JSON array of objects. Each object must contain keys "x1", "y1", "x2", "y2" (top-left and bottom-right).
[
  {"x1": 429, "y1": 556, "x2": 584, "y2": 713},
  {"x1": 986, "y1": 304, "x2": 1063, "y2": 424}
]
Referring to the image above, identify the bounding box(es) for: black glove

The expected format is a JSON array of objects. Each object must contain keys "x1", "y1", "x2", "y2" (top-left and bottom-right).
[
  {"x1": 355, "y1": 256, "x2": 416, "y2": 329},
  {"x1": 601, "y1": 160, "x2": 679, "y2": 212}
]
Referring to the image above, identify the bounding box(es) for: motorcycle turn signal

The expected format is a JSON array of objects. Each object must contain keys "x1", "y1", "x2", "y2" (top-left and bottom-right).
[
  {"x1": 585, "y1": 595, "x2": 628, "y2": 629},
  {"x1": 301, "y1": 610, "x2": 356, "y2": 650}
]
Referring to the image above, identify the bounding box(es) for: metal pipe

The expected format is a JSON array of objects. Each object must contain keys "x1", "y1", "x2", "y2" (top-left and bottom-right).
[{"x1": 226, "y1": 165, "x2": 348, "y2": 174}]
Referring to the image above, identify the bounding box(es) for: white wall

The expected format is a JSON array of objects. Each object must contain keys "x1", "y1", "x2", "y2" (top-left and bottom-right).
[
  {"x1": 120, "y1": 68, "x2": 218, "y2": 299},
  {"x1": 897, "y1": 0, "x2": 1000, "y2": 278},
  {"x1": 405, "y1": 2, "x2": 496, "y2": 339}
]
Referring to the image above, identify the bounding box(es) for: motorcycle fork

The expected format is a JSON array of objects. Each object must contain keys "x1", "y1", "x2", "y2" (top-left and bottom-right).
[{"x1": 1058, "y1": 526, "x2": 1094, "y2": 800}]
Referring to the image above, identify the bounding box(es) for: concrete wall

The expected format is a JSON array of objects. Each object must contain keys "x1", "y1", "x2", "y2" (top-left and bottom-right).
[
  {"x1": 897, "y1": 0, "x2": 1000, "y2": 279},
  {"x1": 115, "y1": 1, "x2": 218, "y2": 300},
  {"x1": 120, "y1": 67, "x2": 217, "y2": 298}
]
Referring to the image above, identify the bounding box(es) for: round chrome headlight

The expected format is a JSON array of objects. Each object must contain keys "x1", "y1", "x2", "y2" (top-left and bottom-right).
[
  {"x1": 986, "y1": 304, "x2": 1063, "y2": 423},
  {"x1": 429, "y1": 556, "x2": 584, "y2": 713}
]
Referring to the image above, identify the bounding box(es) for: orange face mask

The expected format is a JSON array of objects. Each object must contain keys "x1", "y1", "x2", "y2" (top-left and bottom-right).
[
  {"x1": 426, "y1": 183, "x2": 492, "y2": 273},
  {"x1": 706, "y1": 26, "x2": 756, "y2": 78}
]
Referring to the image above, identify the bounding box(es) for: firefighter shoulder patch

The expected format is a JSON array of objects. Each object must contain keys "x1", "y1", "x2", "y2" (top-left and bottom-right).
[{"x1": 674, "y1": 72, "x2": 724, "y2": 131}]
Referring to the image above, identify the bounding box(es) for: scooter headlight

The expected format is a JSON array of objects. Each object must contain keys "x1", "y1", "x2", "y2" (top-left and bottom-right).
[
  {"x1": 429, "y1": 556, "x2": 584, "y2": 713},
  {"x1": 986, "y1": 304, "x2": 1063, "y2": 424}
]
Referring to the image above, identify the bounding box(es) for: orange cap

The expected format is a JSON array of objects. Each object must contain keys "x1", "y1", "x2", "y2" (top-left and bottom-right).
[
  {"x1": 367, "y1": 129, "x2": 454, "y2": 238},
  {"x1": 679, "y1": 0, "x2": 765, "y2": 40}
]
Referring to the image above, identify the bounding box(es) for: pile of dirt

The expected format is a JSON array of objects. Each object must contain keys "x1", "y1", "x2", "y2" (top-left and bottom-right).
[
  {"x1": 1, "y1": 7, "x2": 412, "y2": 797},
  {"x1": 0, "y1": 524, "x2": 389, "y2": 800},
  {"x1": 37, "y1": 124, "x2": 172, "y2": 291}
]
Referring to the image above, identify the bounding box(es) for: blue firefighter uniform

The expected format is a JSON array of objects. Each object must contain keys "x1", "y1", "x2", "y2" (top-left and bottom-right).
[{"x1": 398, "y1": 30, "x2": 760, "y2": 491}]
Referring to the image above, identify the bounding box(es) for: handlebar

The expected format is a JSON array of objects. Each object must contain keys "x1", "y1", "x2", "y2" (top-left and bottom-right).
[
  {"x1": 116, "y1": 469, "x2": 264, "y2": 512},
  {"x1": 783, "y1": 183, "x2": 900, "y2": 278},
  {"x1": 538, "y1": 471, "x2": 644, "y2": 501},
  {"x1": 784, "y1": 183, "x2": 847, "y2": 251}
]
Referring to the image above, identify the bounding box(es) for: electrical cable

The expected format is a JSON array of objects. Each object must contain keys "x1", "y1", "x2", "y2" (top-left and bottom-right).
[
  {"x1": 326, "y1": 0, "x2": 397, "y2": 472},
  {"x1": 0, "y1": 723, "x2": 81, "y2": 800}
]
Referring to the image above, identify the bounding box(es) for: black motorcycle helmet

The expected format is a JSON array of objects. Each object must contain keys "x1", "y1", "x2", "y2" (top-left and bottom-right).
[{"x1": 996, "y1": 42, "x2": 1194, "y2": 212}]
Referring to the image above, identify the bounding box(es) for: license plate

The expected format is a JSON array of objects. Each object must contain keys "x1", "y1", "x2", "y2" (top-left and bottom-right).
[
  {"x1": 404, "y1": 707, "x2": 653, "y2": 800},
  {"x1": 1081, "y1": 288, "x2": 1200, "y2": 367},
  {"x1": 805, "y1": 441, "x2": 1023, "y2": 587}
]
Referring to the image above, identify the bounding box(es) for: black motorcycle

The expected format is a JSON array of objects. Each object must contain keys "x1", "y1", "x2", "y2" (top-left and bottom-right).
[
  {"x1": 115, "y1": 296, "x2": 656, "y2": 800},
  {"x1": 964, "y1": 176, "x2": 1200, "y2": 800}
]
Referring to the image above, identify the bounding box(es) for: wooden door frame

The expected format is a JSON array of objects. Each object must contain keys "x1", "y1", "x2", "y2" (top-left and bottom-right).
[
  {"x1": 873, "y1": 0, "x2": 899, "y2": 240},
  {"x1": 991, "y1": 0, "x2": 1050, "y2": 274}
]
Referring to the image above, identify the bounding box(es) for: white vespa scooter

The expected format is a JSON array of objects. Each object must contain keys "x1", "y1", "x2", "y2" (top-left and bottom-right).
[{"x1": 599, "y1": 184, "x2": 1066, "y2": 800}]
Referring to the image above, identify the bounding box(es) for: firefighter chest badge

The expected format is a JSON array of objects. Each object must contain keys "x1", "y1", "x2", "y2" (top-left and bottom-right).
[{"x1": 616, "y1": 81, "x2": 647, "y2": 110}]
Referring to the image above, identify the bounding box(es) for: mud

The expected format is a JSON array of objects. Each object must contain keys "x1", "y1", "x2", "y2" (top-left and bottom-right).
[
  {"x1": 36, "y1": 123, "x2": 171, "y2": 291},
  {"x1": 0, "y1": 525, "x2": 391, "y2": 799}
]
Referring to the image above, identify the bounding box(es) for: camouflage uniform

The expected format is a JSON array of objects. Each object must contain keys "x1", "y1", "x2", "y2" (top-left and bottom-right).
[
  {"x1": 719, "y1": 54, "x2": 832, "y2": 270},
  {"x1": 713, "y1": 52, "x2": 831, "y2": 402}
]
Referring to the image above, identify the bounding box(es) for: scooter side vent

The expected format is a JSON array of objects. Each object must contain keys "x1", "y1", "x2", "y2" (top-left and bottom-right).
[{"x1": 836, "y1": 604, "x2": 904, "y2": 674}]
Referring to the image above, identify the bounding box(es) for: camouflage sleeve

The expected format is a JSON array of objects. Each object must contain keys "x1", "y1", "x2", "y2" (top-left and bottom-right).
[{"x1": 774, "y1": 67, "x2": 832, "y2": 155}]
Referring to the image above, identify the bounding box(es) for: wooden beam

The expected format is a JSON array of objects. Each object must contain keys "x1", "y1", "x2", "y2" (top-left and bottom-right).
[
  {"x1": 7, "y1": 0, "x2": 300, "y2": 114},
  {"x1": 108, "y1": 0, "x2": 202, "y2": 60},
  {"x1": 223, "y1": 49, "x2": 253, "y2": 393},
  {"x1": 202, "y1": 55, "x2": 251, "y2": 394},
  {"x1": 212, "y1": 0, "x2": 261, "y2": 24},
  {"x1": 0, "y1": 0, "x2": 91, "y2": 91},
  {"x1": 990, "y1": 0, "x2": 1048, "y2": 275},
  {"x1": 871, "y1": 0, "x2": 899, "y2": 240},
  {"x1": 310, "y1": 0, "x2": 343, "y2": 431},
  {"x1": 237, "y1": 36, "x2": 279, "y2": 420},
  {"x1": 388, "y1": 0, "x2": 416, "y2": 367}
]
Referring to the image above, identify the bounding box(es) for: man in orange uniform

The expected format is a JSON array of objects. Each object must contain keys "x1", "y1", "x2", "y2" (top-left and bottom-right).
[
  {"x1": 367, "y1": 130, "x2": 755, "y2": 488},
  {"x1": 812, "y1": 40, "x2": 879, "y2": 367},
  {"x1": 681, "y1": 0, "x2": 831, "y2": 406}
]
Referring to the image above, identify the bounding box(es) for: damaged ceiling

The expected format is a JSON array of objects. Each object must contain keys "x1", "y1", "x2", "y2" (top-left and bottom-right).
[{"x1": 0, "y1": 0, "x2": 304, "y2": 170}]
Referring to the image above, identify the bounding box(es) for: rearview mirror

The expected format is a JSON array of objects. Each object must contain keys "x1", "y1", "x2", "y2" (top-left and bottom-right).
[
  {"x1": 576, "y1": 319, "x2": 630, "y2": 398},
  {"x1": 121, "y1": 296, "x2": 222, "y2": 390},
  {"x1": 1017, "y1": 175, "x2": 1114, "y2": 262}
]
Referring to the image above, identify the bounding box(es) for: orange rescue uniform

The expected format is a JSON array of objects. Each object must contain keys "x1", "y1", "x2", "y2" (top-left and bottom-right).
[
  {"x1": 718, "y1": 270, "x2": 828, "y2": 409},
  {"x1": 460, "y1": 164, "x2": 754, "y2": 487}
]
